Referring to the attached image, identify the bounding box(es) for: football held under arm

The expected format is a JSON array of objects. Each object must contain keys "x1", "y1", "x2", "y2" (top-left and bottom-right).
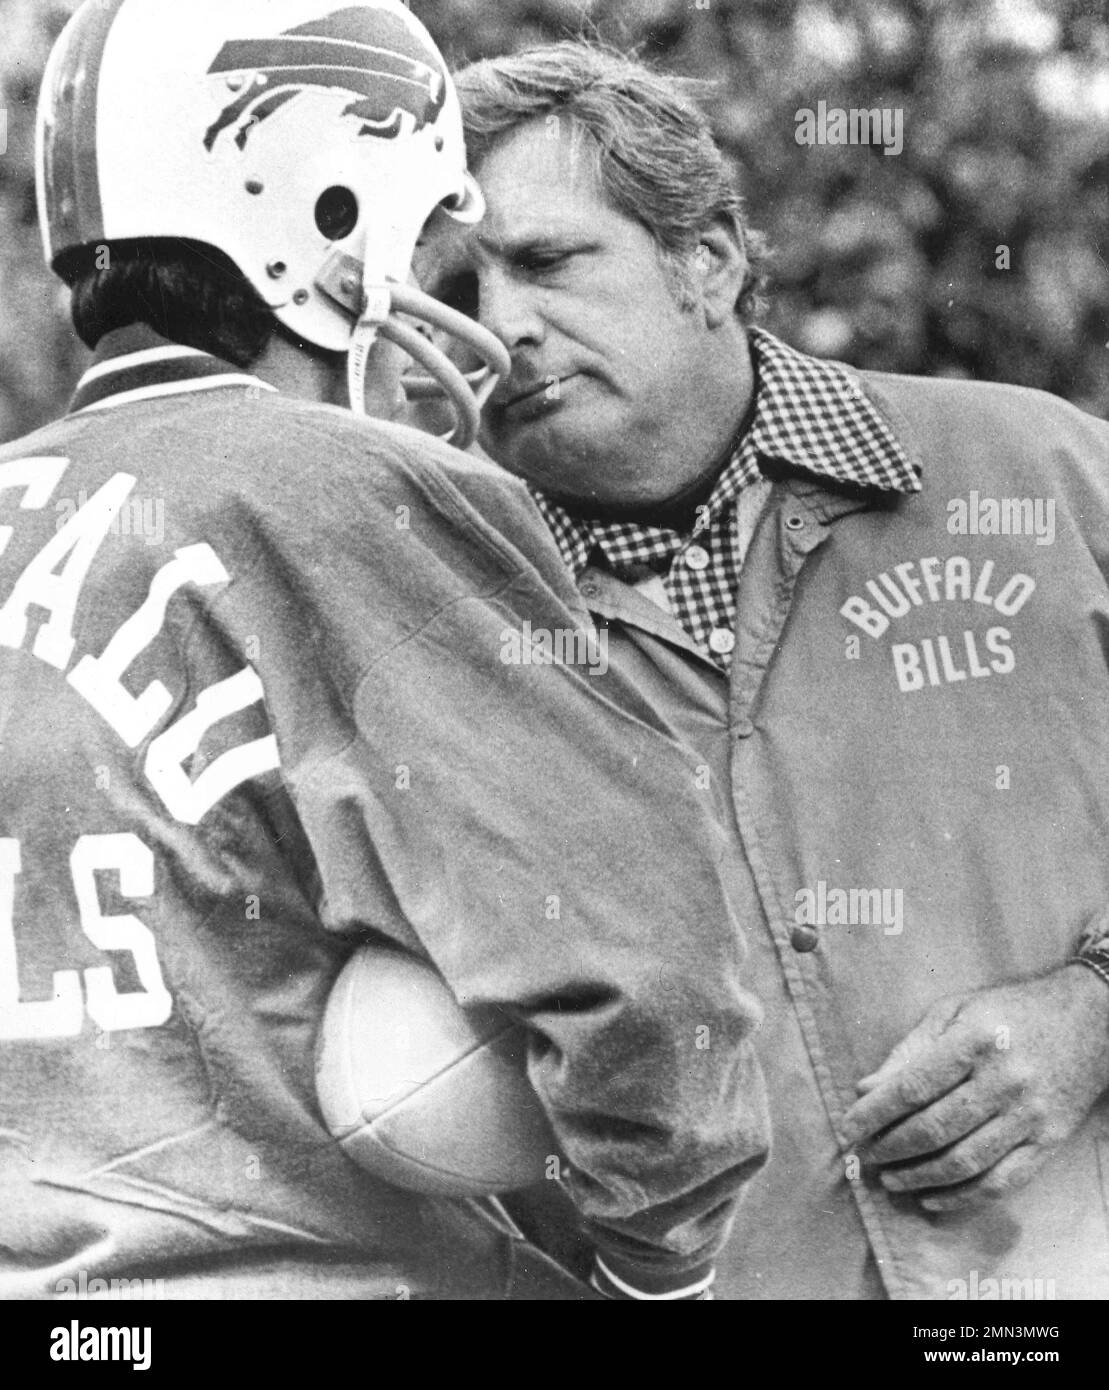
[
  {"x1": 294, "y1": 660, "x2": 769, "y2": 1299},
  {"x1": 400, "y1": 665, "x2": 766, "y2": 1299},
  {"x1": 255, "y1": 434, "x2": 770, "y2": 1301}
]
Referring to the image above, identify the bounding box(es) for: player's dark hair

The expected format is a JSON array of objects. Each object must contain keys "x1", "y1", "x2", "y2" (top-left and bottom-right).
[{"x1": 60, "y1": 239, "x2": 276, "y2": 367}]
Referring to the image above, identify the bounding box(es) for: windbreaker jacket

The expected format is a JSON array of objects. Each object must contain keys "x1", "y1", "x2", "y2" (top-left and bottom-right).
[{"x1": 510, "y1": 365, "x2": 1109, "y2": 1301}]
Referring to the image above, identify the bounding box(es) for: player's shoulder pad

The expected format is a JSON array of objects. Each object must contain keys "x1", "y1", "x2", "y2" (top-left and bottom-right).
[{"x1": 241, "y1": 398, "x2": 575, "y2": 599}]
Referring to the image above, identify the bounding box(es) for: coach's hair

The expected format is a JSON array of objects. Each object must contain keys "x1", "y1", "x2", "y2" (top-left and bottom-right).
[
  {"x1": 454, "y1": 41, "x2": 770, "y2": 319},
  {"x1": 60, "y1": 239, "x2": 276, "y2": 366}
]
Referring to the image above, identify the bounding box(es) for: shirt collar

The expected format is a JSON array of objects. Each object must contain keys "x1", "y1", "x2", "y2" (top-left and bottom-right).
[
  {"x1": 68, "y1": 324, "x2": 277, "y2": 416},
  {"x1": 740, "y1": 327, "x2": 920, "y2": 493},
  {"x1": 532, "y1": 327, "x2": 920, "y2": 579}
]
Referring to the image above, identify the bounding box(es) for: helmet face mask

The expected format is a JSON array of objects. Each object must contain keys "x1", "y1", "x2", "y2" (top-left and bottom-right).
[{"x1": 37, "y1": 0, "x2": 507, "y2": 446}]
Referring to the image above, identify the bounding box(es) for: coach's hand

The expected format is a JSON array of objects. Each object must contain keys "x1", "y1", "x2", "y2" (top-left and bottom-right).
[{"x1": 840, "y1": 965, "x2": 1109, "y2": 1211}]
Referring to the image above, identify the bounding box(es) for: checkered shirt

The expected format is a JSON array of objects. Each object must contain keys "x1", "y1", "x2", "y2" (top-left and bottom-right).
[{"x1": 531, "y1": 328, "x2": 922, "y2": 670}]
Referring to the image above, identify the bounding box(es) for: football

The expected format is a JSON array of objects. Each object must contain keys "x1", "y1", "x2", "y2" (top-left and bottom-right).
[{"x1": 315, "y1": 942, "x2": 559, "y2": 1196}]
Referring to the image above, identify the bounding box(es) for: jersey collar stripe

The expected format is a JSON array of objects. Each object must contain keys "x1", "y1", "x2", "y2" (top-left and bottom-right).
[
  {"x1": 73, "y1": 376, "x2": 277, "y2": 415},
  {"x1": 78, "y1": 345, "x2": 208, "y2": 388},
  {"x1": 70, "y1": 352, "x2": 271, "y2": 413}
]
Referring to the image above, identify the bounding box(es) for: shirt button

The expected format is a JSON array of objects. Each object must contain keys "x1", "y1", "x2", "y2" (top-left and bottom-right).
[
  {"x1": 785, "y1": 516, "x2": 805, "y2": 532},
  {"x1": 580, "y1": 580, "x2": 600, "y2": 599},
  {"x1": 790, "y1": 925, "x2": 820, "y2": 953},
  {"x1": 708, "y1": 628, "x2": 735, "y2": 656},
  {"x1": 683, "y1": 544, "x2": 711, "y2": 571}
]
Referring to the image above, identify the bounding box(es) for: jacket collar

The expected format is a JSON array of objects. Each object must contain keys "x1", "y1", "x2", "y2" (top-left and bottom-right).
[
  {"x1": 68, "y1": 324, "x2": 276, "y2": 416},
  {"x1": 531, "y1": 329, "x2": 921, "y2": 580}
]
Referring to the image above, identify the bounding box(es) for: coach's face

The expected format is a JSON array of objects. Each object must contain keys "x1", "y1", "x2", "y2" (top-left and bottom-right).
[{"x1": 419, "y1": 119, "x2": 749, "y2": 509}]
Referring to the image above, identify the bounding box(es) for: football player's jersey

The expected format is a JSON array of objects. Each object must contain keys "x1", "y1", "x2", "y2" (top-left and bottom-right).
[{"x1": 0, "y1": 325, "x2": 768, "y2": 1300}]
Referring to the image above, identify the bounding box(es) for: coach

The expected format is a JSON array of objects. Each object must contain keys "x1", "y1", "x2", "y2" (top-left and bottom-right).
[{"x1": 420, "y1": 41, "x2": 1109, "y2": 1299}]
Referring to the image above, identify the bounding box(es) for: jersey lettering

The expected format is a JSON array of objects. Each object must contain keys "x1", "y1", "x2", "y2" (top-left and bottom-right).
[
  {"x1": 68, "y1": 544, "x2": 231, "y2": 747},
  {"x1": 0, "y1": 834, "x2": 171, "y2": 1041},
  {"x1": 71, "y1": 834, "x2": 171, "y2": 1032},
  {"x1": 0, "y1": 456, "x2": 70, "y2": 560},
  {"x1": 0, "y1": 471, "x2": 137, "y2": 669},
  {"x1": 0, "y1": 463, "x2": 282, "y2": 825},
  {"x1": 145, "y1": 666, "x2": 280, "y2": 826},
  {"x1": 0, "y1": 839, "x2": 84, "y2": 1041}
]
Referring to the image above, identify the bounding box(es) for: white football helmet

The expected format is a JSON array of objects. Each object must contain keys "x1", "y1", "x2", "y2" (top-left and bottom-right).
[{"x1": 36, "y1": 0, "x2": 507, "y2": 447}]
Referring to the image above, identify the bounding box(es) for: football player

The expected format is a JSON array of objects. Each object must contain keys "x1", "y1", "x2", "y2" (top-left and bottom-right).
[{"x1": 0, "y1": 1, "x2": 769, "y2": 1300}]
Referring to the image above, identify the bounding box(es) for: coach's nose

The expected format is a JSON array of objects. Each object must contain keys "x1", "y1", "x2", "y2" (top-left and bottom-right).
[{"x1": 476, "y1": 266, "x2": 545, "y2": 355}]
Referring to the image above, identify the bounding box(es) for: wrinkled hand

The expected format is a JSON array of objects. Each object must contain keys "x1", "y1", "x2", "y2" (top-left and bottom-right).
[{"x1": 840, "y1": 965, "x2": 1109, "y2": 1212}]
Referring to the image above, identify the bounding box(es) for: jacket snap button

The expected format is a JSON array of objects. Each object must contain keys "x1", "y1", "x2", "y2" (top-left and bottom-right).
[
  {"x1": 790, "y1": 925, "x2": 820, "y2": 953},
  {"x1": 785, "y1": 515, "x2": 805, "y2": 532}
]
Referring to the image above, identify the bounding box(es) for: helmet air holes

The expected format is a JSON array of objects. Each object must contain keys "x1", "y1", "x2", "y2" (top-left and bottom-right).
[{"x1": 315, "y1": 186, "x2": 359, "y2": 243}]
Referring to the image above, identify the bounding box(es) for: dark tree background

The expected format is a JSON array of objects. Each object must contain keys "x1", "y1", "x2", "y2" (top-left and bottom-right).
[{"x1": 1, "y1": 0, "x2": 1107, "y2": 442}]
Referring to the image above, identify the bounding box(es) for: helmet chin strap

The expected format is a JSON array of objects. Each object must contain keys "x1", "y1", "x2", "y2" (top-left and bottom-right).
[
  {"x1": 346, "y1": 285, "x2": 392, "y2": 423},
  {"x1": 319, "y1": 251, "x2": 511, "y2": 449},
  {"x1": 345, "y1": 283, "x2": 509, "y2": 451}
]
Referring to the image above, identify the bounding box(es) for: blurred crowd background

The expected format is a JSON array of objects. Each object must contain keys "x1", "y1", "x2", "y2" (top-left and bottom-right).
[{"x1": 1, "y1": 0, "x2": 1106, "y2": 443}]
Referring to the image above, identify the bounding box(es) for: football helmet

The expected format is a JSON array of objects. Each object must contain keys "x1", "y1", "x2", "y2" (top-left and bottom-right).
[{"x1": 36, "y1": 0, "x2": 507, "y2": 447}]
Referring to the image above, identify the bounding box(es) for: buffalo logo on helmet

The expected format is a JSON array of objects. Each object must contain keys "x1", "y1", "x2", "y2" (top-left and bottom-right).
[{"x1": 203, "y1": 6, "x2": 447, "y2": 152}]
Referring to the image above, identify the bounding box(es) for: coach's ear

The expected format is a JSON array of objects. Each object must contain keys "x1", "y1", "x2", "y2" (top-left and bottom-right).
[{"x1": 694, "y1": 216, "x2": 748, "y2": 329}]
